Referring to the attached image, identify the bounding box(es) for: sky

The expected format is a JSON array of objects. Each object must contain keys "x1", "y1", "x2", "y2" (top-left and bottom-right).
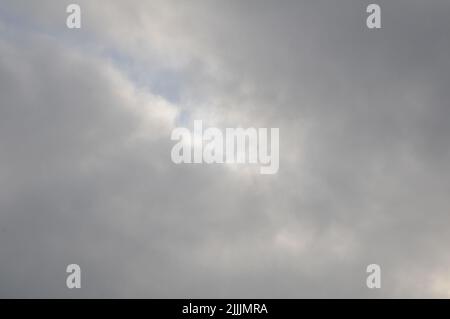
[{"x1": 0, "y1": 0, "x2": 450, "y2": 298}]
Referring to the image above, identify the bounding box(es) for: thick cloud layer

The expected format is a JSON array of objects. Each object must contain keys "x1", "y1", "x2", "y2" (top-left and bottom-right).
[{"x1": 0, "y1": 0, "x2": 450, "y2": 297}]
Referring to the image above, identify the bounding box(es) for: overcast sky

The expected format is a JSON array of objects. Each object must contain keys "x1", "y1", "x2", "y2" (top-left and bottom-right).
[{"x1": 1, "y1": 0, "x2": 450, "y2": 298}]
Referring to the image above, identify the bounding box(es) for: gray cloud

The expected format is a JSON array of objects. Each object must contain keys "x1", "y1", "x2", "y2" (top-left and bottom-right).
[{"x1": 0, "y1": 0, "x2": 450, "y2": 298}]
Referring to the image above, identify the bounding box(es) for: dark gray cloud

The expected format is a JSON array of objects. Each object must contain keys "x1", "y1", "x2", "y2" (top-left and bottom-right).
[{"x1": 0, "y1": 0, "x2": 450, "y2": 298}]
